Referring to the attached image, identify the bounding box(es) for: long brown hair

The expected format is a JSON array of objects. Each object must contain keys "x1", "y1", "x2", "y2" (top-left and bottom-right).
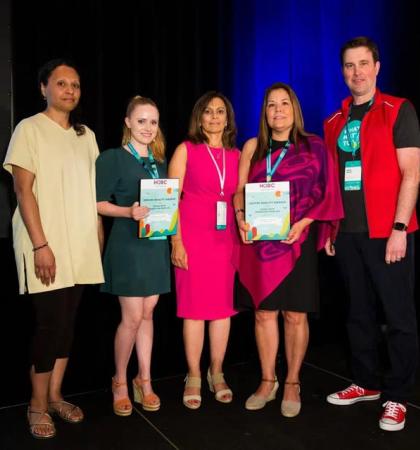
[
  {"x1": 188, "y1": 91, "x2": 237, "y2": 149},
  {"x1": 122, "y1": 95, "x2": 165, "y2": 162},
  {"x1": 252, "y1": 82, "x2": 311, "y2": 163}
]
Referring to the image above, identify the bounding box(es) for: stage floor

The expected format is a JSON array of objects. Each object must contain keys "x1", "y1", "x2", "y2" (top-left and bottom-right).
[{"x1": 2, "y1": 342, "x2": 420, "y2": 450}]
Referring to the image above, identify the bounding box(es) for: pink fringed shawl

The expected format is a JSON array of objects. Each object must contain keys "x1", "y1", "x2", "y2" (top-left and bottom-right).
[{"x1": 237, "y1": 135, "x2": 343, "y2": 308}]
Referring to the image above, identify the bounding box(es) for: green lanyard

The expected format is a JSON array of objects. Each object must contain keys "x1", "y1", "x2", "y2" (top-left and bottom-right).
[
  {"x1": 127, "y1": 142, "x2": 160, "y2": 179},
  {"x1": 344, "y1": 97, "x2": 374, "y2": 158},
  {"x1": 266, "y1": 138, "x2": 290, "y2": 182}
]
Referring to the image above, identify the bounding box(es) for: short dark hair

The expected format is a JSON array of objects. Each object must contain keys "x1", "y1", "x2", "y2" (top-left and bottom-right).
[
  {"x1": 38, "y1": 58, "x2": 85, "y2": 136},
  {"x1": 340, "y1": 36, "x2": 380, "y2": 65},
  {"x1": 188, "y1": 91, "x2": 237, "y2": 149}
]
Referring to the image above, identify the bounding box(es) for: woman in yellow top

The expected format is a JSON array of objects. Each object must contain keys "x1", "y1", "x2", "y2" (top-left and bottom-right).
[{"x1": 3, "y1": 59, "x2": 104, "y2": 439}]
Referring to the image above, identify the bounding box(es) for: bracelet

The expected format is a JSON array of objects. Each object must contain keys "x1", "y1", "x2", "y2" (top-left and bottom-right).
[
  {"x1": 235, "y1": 208, "x2": 245, "y2": 215},
  {"x1": 33, "y1": 242, "x2": 48, "y2": 252}
]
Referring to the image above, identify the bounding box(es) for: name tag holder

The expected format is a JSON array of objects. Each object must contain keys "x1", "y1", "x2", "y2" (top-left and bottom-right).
[
  {"x1": 344, "y1": 160, "x2": 362, "y2": 191},
  {"x1": 216, "y1": 201, "x2": 227, "y2": 230}
]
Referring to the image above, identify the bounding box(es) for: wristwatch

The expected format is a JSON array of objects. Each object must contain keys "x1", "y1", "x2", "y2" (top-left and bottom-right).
[{"x1": 392, "y1": 222, "x2": 408, "y2": 231}]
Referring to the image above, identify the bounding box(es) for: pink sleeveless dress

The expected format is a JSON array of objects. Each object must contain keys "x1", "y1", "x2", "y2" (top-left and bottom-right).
[{"x1": 175, "y1": 141, "x2": 240, "y2": 320}]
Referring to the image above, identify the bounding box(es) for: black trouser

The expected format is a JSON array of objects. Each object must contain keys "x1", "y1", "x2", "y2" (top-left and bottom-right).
[
  {"x1": 31, "y1": 285, "x2": 84, "y2": 373},
  {"x1": 335, "y1": 232, "x2": 418, "y2": 403}
]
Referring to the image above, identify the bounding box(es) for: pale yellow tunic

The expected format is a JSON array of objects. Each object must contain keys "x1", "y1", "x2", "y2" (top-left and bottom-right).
[{"x1": 3, "y1": 113, "x2": 104, "y2": 294}]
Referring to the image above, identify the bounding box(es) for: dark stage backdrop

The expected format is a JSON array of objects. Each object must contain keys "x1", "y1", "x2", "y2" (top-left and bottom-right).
[
  {"x1": 10, "y1": 0, "x2": 234, "y2": 154},
  {"x1": 230, "y1": 0, "x2": 420, "y2": 144},
  {"x1": 0, "y1": 0, "x2": 12, "y2": 238},
  {"x1": 1, "y1": 0, "x2": 419, "y2": 406},
  {"x1": 1, "y1": 0, "x2": 247, "y2": 407}
]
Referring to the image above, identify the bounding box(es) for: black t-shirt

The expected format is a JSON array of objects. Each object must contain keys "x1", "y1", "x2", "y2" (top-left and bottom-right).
[
  {"x1": 337, "y1": 100, "x2": 420, "y2": 232},
  {"x1": 271, "y1": 139, "x2": 289, "y2": 151}
]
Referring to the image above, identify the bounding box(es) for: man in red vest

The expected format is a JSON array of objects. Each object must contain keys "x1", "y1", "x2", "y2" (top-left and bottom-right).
[{"x1": 323, "y1": 36, "x2": 420, "y2": 431}]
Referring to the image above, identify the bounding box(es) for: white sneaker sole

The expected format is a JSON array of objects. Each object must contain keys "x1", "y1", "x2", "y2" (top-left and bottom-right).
[
  {"x1": 379, "y1": 419, "x2": 405, "y2": 431},
  {"x1": 326, "y1": 393, "x2": 381, "y2": 405}
]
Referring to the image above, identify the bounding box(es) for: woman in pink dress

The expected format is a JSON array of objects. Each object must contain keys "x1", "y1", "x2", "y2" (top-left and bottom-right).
[{"x1": 169, "y1": 91, "x2": 240, "y2": 409}]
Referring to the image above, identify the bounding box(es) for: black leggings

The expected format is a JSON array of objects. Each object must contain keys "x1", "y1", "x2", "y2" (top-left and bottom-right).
[{"x1": 31, "y1": 285, "x2": 84, "y2": 373}]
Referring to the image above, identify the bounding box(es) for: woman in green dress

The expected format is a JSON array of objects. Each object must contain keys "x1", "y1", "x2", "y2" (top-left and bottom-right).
[{"x1": 96, "y1": 95, "x2": 170, "y2": 416}]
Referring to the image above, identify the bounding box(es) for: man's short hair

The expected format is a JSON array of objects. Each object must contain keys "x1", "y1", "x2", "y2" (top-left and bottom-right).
[{"x1": 340, "y1": 36, "x2": 380, "y2": 65}]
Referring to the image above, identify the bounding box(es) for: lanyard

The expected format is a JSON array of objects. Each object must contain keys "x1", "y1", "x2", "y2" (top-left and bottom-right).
[
  {"x1": 344, "y1": 97, "x2": 374, "y2": 158},
  {"x1": 266, "y1": 139, "x2": 290, "y2": 182},
  {"x1": 127, "y1": 142, "x2": 159, "y2": 179},
  {"x1": 206, "y1": 145, "x2": 226, "y2": 196}
]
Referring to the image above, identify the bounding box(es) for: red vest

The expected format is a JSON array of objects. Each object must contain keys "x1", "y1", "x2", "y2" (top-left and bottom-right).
[{"x1": 324, "y1": 89, "x2": 418, "y2": 238}]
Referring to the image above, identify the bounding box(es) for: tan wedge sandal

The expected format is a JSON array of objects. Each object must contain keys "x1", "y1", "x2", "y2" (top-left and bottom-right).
[
  {"x1": 281, "y1": 381, "x2": 301, "y2": 417},
  {"x1": 112, "y1": 377, "x2": 133, "y2": 417},
  {"x1": 133, "y1": 378, "x2": 161, "y2": 411},
  {"x1": 245, "y1": 377, "x2": 279, "y2": 410}
]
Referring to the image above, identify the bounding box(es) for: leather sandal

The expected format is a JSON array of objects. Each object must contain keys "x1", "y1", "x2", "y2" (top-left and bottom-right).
[
  {"x1": 183, "y1": 374, "x2": 201, "y2": 410},
  {"x1": 245, "y1": 377, "x2": 279, "y2": 410},
  {"x1": 112, "y1": 377, "x2": 133, "y2": 417},
  {"x1": 27, "y1": 408, "x2": 56, "y2": 439},
  {"x1": 207, "y1": 368, "x2": 233, "y2": 403},
  {"x1": 133, "y1": 378, "x2": 161, "y2": 411},
  {"x1": 48, "y1": 400, "x2": 84, "y2": 423},
  {"x1": 281, "y1": 381, "x2": 301, "y2": 417}
]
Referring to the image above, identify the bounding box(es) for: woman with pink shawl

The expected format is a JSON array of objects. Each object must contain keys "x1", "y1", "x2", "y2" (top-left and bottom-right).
[{"x1": 233, "y1": 82, "x2": 343, "y2": 417}]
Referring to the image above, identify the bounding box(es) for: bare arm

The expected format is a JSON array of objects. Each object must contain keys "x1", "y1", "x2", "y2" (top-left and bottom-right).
[
  {"x1": 97, "y1": 201, "x2": 149, "y2": 221},
  {"x1": 233, "y1": 138, "x2": 257, "y2": 243},
  {"x1": 385, "y1": 147, "x2": 420, "y2": 264},
  {"x1": 168, "y1": 143, "x2": 188, "y2": 269},
  {"x1": 97, "y1": 214, "x2": 104, "y2": 255},
  {"x1": 12, "y1": 165, "x2": 56, "y2": 286}
]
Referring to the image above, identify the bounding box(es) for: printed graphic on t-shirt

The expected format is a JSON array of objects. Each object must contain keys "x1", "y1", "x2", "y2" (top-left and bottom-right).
[{"x1": 338, "y1": 120, "x2": 361, "y2": 153}]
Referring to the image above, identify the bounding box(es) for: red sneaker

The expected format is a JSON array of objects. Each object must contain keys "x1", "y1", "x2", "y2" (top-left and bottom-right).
[
  {"x1": 326, "y1": 383, "x2": 381, "y2": 405},
  {"x1": 379, "y1": 401, "x2": 406, "y2": 431}
]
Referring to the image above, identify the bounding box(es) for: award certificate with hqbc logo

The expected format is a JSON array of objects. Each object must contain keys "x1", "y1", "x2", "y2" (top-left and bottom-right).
[
  {"x1": 139, "y1": 178, "x2": 179, "y2": 239},
  {"x1": 245, "y1": 181, "x2": 290, "y2": 241}
]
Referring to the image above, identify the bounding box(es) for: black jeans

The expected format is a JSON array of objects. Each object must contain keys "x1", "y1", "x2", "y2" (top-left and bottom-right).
[
  {"x1": 335, "y1": 232, "x2": 418, "y2": 403},
  {"x1": 31, "y1": 285, "x2": 84, "y2": 373}
]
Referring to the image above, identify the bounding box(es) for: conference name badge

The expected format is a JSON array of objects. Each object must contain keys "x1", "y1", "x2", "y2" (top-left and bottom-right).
[
  {"x1": 344, "y1": 160, "x2": 362, "y2": 191},
  {"x1": 216, "y1": 201, "x2": 227, "y2": 230}
]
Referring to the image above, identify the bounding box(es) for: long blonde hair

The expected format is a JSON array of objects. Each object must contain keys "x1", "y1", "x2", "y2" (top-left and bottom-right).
[{"x1": 122, "y1": 95, "x2": 166, "y2": 162}]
